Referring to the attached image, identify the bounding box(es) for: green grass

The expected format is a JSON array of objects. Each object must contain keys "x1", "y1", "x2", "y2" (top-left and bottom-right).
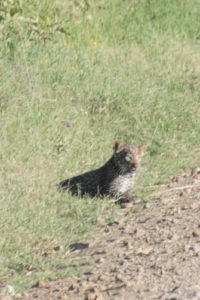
[{"x1": 0, "y1": 0, "x2": 200, "y2": 292}]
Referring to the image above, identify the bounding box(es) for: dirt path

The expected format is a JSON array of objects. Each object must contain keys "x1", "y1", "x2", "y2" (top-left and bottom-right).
[{"x1": 21, "y1": 171, "x2": 200, "y2": 300}]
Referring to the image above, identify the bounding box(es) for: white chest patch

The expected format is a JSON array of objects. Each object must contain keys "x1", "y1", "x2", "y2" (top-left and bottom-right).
[{"x1": 109, "y1": 173, "x2": 135, "y2": 194}]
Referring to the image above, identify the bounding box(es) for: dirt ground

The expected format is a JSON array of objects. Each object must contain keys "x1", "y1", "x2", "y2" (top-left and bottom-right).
[{"x1": 15, "y1": 169, "x2": 200, "y2": 299}]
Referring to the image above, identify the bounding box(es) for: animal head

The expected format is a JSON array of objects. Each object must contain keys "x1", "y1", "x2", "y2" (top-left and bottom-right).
[{"x1": 113, "y1": 141, "x2": 146, "y2": 174}]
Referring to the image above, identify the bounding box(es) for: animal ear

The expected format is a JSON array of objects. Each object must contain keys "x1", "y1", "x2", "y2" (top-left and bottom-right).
[
  {"x1": 113, "y1": 141, "x2": 124, "y2": 153},
  {"x1": 138, "y1": 144, "x2": 146, "y2": 157}
]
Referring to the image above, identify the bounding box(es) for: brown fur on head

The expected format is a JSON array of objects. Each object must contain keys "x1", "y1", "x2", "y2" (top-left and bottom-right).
[
  {"x1": 113, "y1": 141, "x2": 124, "y2": 153},
  {"x1": 113, "y1": 141, "x2": 146, "y2": 173}
]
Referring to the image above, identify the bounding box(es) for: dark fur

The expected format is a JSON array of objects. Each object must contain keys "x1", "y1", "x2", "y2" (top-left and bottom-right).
[
  {"x1": 59, "y1": 156, "x2": 120, "y2": 197},
  {"x1": 59, "y1": 142, "x2": 145, "y2": 201}
]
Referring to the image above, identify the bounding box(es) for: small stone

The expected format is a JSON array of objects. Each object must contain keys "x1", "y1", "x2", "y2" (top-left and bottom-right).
[
  {"x1": 193, "y1": 245, "x2": 200, "y2": 256},
  {"x1": 120, "y1": 203, "x2": 126, "y2": 209},
  {"x1": 122, "y1": 240, "x2": 129, "y2": 247},
  {"x1": 191, "y1": 167, "x2": 200, "y2": 176},
  {"x1": 84, "y1": 288, "x2": 96, "y2": 300},
  {"x1": 172, "y1": 233, "x2": 180, "y2": 240},
  {"x1": 181, "y1": 205, "x2": 188, "y2": 210},
  {"x1": 190, "y1": 203, "x2": 199, "y2": 209},
  {"x1": 7, "y1": 285, "x2": 15, "y2": 296},
  {"x1": 132, "y1": 197, "x2": 141, "y2": 204},
  {"x1": 124, "y1": 202, "x2": 134, "y2": 209},
  {"x1": 172, "y1": 176, "x2": 182, "y2": 183},
  {"x1": 167, "y1": 295, "x2": 179, "y2": 300},
  {"x1": 115, "y1": 274, "x2": 123, "y2": 282},
  {"x1": 110, "y1": 266, "x2": 118, "y2": 273},
  {"x1": 97, "y1": 274, "x2": 108, "y2": 281},
  {"x1": 107, "y1": 221, "x2": 119, "y2": 226},
  {"x1": 68, "y1": 284, "x2": 75, "y2": 291},
  {"x1": 92, "y1": 250, "x2": 106, "y2": 255},
  {"x1": 136, "y1": 247, "x2": 153, "y2": 256},
  {"x1": 126, "y1": 281, "x2": 134, "y2": 287},
  {"x1": 192, "y1": 173, "x2": 200, "y2": 180},
  {"x1": 84, "y1": 293, "x2": 95, "y2": 300},
  {"x1": 54, "y1": 245, "x2": 63, "y2": 251},
  {"x1": 84, "y1": 271, "x2": 93, "y2": 276},
  {"x1": 0, "y1": 285, "x2": 15, "y2": 297},
  {"x1": 0, "y1": 297, "x2": 12, "y2": 300},
  {"x1": 145, "y1": 202, "x2": 152, "y2": 208},
  {"x1": 192, "y1": 231, "x2": 199, "y2": 238},
  {"x1": 85, "y1": 291, "x2": 104, "y2": 300},
  {"x1": 183, "y1": 168, "x2": 192, "y2": 176},
  {"x1": 106, "y1": 238, "x2": 116, "y2": 243},
  {"x1": 185, "y1": 188, "x2": 191, "y2": 194},
  {"x1": 26, "y1": 271, "x2": 33, "y2": 276},
  {"x1": 186, "y1": 285, "x2": 200, "y2": 298},
  {"x1": 68, "y1": 283, "x2": 79, "y2": 293},
  {"x1": 185, "y1": 245, "x2": 194, "y2": 252},
  {"x1": 171, "y1": 218, "x2": 178, "y2": 224},
  {"x1": 135, "y1": 228, "x2": 146, "y2": 237},
  {"x1": 95, "y1": 257, "x2": 105, "y2": 264},
  {"x1": 22, "y1": 293, "x2": 29, "y2": 298}
]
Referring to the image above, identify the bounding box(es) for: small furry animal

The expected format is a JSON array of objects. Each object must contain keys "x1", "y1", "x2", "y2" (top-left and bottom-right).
[{"x1": 59, "y1": 141, "x2": 146, "y2": 202}]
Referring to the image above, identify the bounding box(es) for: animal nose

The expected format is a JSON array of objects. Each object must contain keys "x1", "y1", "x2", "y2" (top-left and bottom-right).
[{"x1": 132, "y1": 162, "x2": 138, "y2": 170}]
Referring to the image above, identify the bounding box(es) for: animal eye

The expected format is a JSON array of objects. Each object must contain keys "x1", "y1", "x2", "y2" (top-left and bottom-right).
[{"x1": 125, "y1": 155, "x2": 131, "y2": 162}]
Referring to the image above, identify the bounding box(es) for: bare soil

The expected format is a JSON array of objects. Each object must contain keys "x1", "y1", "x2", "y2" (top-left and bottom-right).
[{"x1": 19, "y1": 169, "x2": 200, "y2": 299}]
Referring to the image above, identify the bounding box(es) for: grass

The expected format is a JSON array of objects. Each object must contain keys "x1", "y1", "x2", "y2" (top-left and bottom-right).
[{"x1": 0, "y1": 0, "x2": 200, "y2": 293}]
